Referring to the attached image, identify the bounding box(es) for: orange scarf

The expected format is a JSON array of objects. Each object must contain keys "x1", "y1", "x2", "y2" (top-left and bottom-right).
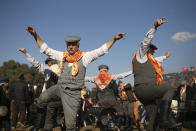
[
  {"x1": 134, "y1": 101, "x2": 139, "y2": 126},
  {"x1": 121, "y1": 88, "x2": 127, "y2": 101},
  {"x1": 147, "y1": 53, "x2": 164, "y2": 85},
  {"x1": 94, "y1": 71, "x2": 114, "y2": 90},
  {"x1": 60, "y1": 50, "x2": 85, "y2": 77},
  {"x1": 132, "y1": 51, "x2": 164, "y2": 85}
]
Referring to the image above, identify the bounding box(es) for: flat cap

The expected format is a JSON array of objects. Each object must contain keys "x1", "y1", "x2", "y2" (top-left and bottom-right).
[
  {"x1": 98, "y1": 64, "x2": 109, "y2": 71},
  {"x1": 64, "y1": 36, "x2": 81, "y2": 43},
  {"x1": 149, "y1": 43, "x2": 158, "y2": 50},
  {"x1": 45, "y1": 58, "x2": 57, "y2": 64}
]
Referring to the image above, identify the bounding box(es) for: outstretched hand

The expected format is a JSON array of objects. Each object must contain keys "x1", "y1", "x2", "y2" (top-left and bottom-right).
[
  {"x1": 153, "y1": 17, "x2": 166, "y2": 29},
  {"x1": 114, "y1": 32, "x2": 127, "y2": 40},
  {"x1": 165, "y1": 51, "x2": 173, "y2": 58},
  {"x1": 26, "y1": 26, "x2": 36, "y2": 35},
  {"x1": 18, "y1": 48, "x2": 27, "y2": 54}
]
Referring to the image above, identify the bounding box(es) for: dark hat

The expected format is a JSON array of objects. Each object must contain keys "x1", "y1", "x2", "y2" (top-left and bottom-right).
[
  {"x1": 64, "y1": 36, "x2": 81, "y2": 43},
  {"x1": 149, "y1": 43, "x2": 158, "y2": 50},
  {"x1": 98, "y1": 65, "x2": 109, "y2": 71},
  {"x1": 45, "y1": 58, "x2": 57, "y2": 64}
]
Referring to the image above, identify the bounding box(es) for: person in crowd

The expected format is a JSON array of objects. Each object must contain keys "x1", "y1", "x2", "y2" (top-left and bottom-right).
[
  {"x1": 0, "y1": 79, "x2": 10, "y2": 131},
  {"x1": 176, "y1": 80, "x2": 196, "y2": 126},
  {"x1": 191, "y1": 76, "x2": 196, "y2": 88},
  {"x1": 29, "y1": 83, "x2": 44, "y2": 131},
  {"x1": 191, "y1": 76, "x2": 196, "y2": 101},
  {"x1": 138, "y1": 102, "x2": 147, "y2": 131},
  {"x1": 132, "y1": 18, "x2": 181, "y2": 130},
  {"x1": 176, "y1": 80, "x2": 192, "y2": 108},
  {"x1": 78, "y1": 88, "x2": 93, "y2": 128},
  {"x1": 26, "y1": 26, "x2": 126, "y2": 131},
  {"x1": 25, "y1": 81, "x2": 34, "y2": 125},
  {"x1": 9, "y1": 74, "x2": 27, "y2": 129},
  {"x1": 117, "y1": 80, "x2": 135, "y2": 129},
  {"x1": 19, "y1": 48, "x2": 62, "y2": 131},
  {"x1": 90, "y1": 87, "x2": 99, "y2": 106}
]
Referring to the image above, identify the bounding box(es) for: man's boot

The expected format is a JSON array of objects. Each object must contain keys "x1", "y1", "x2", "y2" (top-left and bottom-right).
[{"x1": 159, "y1": 100, "x2": 181, "y2": 129}]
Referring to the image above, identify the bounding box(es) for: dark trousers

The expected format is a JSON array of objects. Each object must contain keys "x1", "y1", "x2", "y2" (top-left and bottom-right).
[
  {"x1": 134, "y1": 83, "x2": 175, "y2": 131},
  {"x1": 0, "y1": 115, "x2": 10, "y2": 131},
  {"x1": 144, "y1": 103, "x2": 158, "y2": 131},
  {"x1": 97, "y1": 87, "x2": 124, "y2": 115},
  {"x1": 26, "y1": 103, "x2": 33, "y2": 124},
  {"x1": 29, "y1": 104, "x2": 46, "y2": 129},
  {"x1": 44, "y1": 100, "x2": 62, "y2": 130},
  {"x1": 11, "y1": 101, "x2": 26, "y2": 127}
]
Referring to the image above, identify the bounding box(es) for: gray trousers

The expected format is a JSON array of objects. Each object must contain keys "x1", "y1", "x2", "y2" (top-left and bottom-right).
[
  {"x1": 44, "y1": 100, "x2": 62, "y2": 130},
  {"x1": 37, "y1": 84, "x2": 81, "y2": 131},
  {"x1": 134, "y1": 83, "x2": 175, "y2": 131},
  {"x1": 134, "y1": 83, "x2": 175, "y2": 102}
]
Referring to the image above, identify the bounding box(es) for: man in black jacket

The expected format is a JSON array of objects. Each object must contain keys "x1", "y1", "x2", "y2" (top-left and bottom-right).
[{"x1": 9, "y1": 74, "x2": 27, "y2": 128}]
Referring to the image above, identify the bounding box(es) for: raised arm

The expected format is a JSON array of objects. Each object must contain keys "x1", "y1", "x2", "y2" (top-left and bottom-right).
[
  {"x1": 106, "y1": 32, "x2": 127, "y2": 49},
  {"x1": 138, "y1": 18, "x2": 166, "y2": 59},
  {"x1": 155, "y1": 51, "x2": 172, "y2": 63},
  {"x1": 113, "y1": 70, "x2": 133, "y2": 80},
  {"x1": 26, "y1": 26, "x2": 44, "y2": 48},
  {"x1": 26, "y1": 26, "x2": 63, "y2": 61},
  {"x1": 82, "y1": 33, "x2": 127, "y2": 67},
  {"x1": 18, "y1": 48, "x2": 50, "y2": 75},
  {"x1": 84, "y1": 76, "x2": 95, "y2": 83}
]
